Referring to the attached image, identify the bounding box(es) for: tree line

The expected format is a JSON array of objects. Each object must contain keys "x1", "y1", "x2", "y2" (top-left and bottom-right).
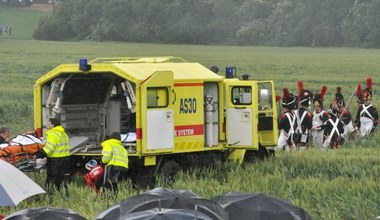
[{"x1": 33, "y1": 0, "x2": 380, "y2": 48}]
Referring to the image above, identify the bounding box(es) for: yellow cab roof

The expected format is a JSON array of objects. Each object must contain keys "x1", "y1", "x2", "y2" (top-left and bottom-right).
[
  {"x1": 112, "y1": 62, "x2": 223, "y2": 82},
  {"x1": 36, "y1": 57, "x2": 223, "y2": 85}
]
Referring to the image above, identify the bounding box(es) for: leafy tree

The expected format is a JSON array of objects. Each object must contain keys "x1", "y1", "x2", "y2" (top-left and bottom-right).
[
  {"x1": 342, "y1": 0, "x2": 371, "y2": 47},
  {"x1": 31, "y1": 0, "x2": 380, "y2": 48},
  {"x1": 364, "y1": 0, "x2": 380, "y2": 47}
]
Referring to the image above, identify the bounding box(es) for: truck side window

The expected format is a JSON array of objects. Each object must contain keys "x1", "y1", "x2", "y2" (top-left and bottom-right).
[
  {"x1": 147, "y1": 87, "x2": 168, "y2": 108},
  {"x1": 232, "y1": 86, "x2": 252, "y2": 105}
]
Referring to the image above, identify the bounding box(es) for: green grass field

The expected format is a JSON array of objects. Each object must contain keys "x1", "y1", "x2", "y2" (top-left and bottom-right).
[
  {"x1": 0, "y1": 6, "x2": 380, "y2": 220},
  {"x1": 0, "y1": 6, "x2": 50, "y2": 40},
  {"x1": 1, "y1": 148, "x2": 379, "y2": 219},
  {"x1": 1, "y1": 38, "x2": 380, "y2": 134}
]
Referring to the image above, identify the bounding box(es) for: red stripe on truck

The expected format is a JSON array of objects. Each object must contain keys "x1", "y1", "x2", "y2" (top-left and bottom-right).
[
  {"x1": 175, "y1": 124, "x2": 204, "y2": 136},
  {"x1": 136, "y1": 128, "x2": 142, "y2": 139},
  {"x1": 174, "y1": 82, "x2": 203, "y2": 87}
]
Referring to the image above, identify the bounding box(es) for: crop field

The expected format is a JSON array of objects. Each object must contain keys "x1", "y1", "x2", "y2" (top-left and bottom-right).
[{"x1": 0, "y1": 6, "x2": 380, "y2": 220}]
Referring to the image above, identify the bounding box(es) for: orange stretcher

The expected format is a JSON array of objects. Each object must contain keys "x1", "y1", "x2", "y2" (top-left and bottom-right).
[{"x1": 0, "y1": 143, "x2": 43, "y2": 165}]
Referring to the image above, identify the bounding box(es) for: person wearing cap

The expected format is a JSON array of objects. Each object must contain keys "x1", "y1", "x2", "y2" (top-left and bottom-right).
[
  {"x1": 277, "y1": 88, "x2": 297, "y2": 151},
  {"x1": 294, "y1": 81, "x2": 313, "y2": 149},
  {"x1": 335, "y1": 87, "x2": 356, "y2": 139},
  {"x1": 311, "y1": 85, "x2": 328, "y2": 148},
  {"x1": 35, "y1": 117, "x2": 71, "y2": 197},
  {"x1": 355, "y1": 77, "x2": 379, "y2": 137},
  {"x1": 101, "y1": 132, "x2": 129, "y2": 195},
  {"x1": 323, "y1": 102, "x2": 345, "y2": 149}
]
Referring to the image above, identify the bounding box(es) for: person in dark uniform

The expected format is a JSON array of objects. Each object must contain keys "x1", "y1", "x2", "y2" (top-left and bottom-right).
[
  {"x1": 335, "y1": 87, "x2": 356, "y2": 139},
  {"x1": 355, "y1": 77, "x2": 379, "y2": 137},
  {"x1": 277, "y1": 88, "x2": 297, "y2": 151},
  {"x1": 294, "y1": 81, "x2": 313, "y2": 149},
  {"x1": 323, "y1": 102, "x2": 345, "y2": 149}
]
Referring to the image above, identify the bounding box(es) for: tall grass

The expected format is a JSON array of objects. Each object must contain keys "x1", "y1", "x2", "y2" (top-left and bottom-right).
[
  {"x1": 1, "y1": 146, "x2": 379, "y2": 219},
  {"x1": 174, "y1": 147, "x2": 380, "y2": 220}
]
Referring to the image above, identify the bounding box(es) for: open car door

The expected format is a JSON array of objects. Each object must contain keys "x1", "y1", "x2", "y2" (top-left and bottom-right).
[
  {"x1": 257, "y1": 81, "x2": 278, "y2": 147},
  {"x1": 141, "y1": 71, "x2": 174, "y2": 154},
  {"x1": 225, "y1": 80, "x2": 259, "y2": 150}
]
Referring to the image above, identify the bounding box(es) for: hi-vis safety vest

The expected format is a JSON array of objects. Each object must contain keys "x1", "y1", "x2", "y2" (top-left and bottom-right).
[
  {"x1": 43, "y1": 125, "x2": 70, "y2": 158},
  {"x1": 101, "y1": 139, "x2": 129, "y2": 169}
]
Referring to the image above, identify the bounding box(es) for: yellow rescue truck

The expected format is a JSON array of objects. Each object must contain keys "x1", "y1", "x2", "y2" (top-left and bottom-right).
[{"x1": 34, "y1": 57, "x2": 278, "y2": 185}]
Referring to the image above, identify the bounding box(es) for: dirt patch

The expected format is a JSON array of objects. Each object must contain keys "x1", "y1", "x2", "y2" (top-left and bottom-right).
[{"x1": 22, "y1": 4, "x2": 53, "y2": 13}]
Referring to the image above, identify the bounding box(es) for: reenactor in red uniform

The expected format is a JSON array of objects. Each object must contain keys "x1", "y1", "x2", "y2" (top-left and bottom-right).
[
  {"x1": 335, "y1": 87, "x2": 356, "y2": 139},
  {"x1": 294, "y1": 81, "x2": 313, "y2": 149},
  {"x1": 323, "y1": 102, "x2": 345, "y2": 149},
  {"x1": 277, "y1": 88, "x2": 297, "y2": 151},
  {"x1": 355, "y1": 77, "x2": 379, "y2": 137}
]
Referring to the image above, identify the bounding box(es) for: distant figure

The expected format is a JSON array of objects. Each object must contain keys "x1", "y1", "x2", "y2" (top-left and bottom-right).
[
  {"x1": 50, "y1": 0, "x2": 56, "y2": 8},
  {"x1": 9, "y1": 24, "x2": 12, "y2": 36},
  {"x1": 311, "y1": 39, "x2": 316, "y2": 48}
]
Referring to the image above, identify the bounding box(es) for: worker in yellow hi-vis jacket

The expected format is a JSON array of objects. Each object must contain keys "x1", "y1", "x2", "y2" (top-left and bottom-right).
[
  {"x1": 101, "y1": 132, "x2": 128, "y2": 194},
  {"x1": 36, "y1": 118, "x2": 71, "y2": 197}
]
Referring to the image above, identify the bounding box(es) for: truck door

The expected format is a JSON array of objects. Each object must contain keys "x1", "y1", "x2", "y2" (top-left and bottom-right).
[
  {"x1": 258, "y1": 81, "x2": 278, "y2": 147},
  {"x1": 225, "y1": 81, "x2": 259, "y2": 149},
  {"x1": 141, "y1": 71, "x2": 174, "y2": 153}
]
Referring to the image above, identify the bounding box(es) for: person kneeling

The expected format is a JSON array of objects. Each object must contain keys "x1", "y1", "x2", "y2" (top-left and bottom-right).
[{"x1": 101, "y1": 132, "x2": 129, "y2": 195}]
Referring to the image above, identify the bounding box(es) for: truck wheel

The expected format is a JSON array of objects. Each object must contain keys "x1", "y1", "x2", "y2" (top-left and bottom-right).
[
  {"x1": 258, "y1": 145, "x2": 270, "y2": 159},
  {"x1": 159, "y1": 160, "x2": 181, "y2": 185},
  {"x1": 242, "y1": 151, "x2": 257, "y2": 168},
  {"x1": 133, "y1": 166, "x2": 155, "y2": 189}
]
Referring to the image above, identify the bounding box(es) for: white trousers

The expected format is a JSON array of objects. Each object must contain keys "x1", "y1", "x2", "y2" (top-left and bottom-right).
[
  {"x1": 277, "y1": 130, "x2": 293, "y2": 151},
  {"x1": 343, "y1": 121, "x2": 355, "y2": 138},
  {"x1": 311, "y1": 130, "x2": 324, "y2": 148},
  {"x1": 360, "y1": 117, "x2": 373, "y2": 137}
]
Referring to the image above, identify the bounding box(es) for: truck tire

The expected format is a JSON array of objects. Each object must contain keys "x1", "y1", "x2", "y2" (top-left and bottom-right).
[
  {"x1": 242, "y1": 151, "x2": 257, "y2": 168},
  {"x1": 258, "y1": 145, "x2": 270, "y2": 159},
  {"x1": 133, "y1": 166, "x2": 155, "y2": 189},
  {"x1": 159, "y1": 160, "x2": 181, "y2": 185}
]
